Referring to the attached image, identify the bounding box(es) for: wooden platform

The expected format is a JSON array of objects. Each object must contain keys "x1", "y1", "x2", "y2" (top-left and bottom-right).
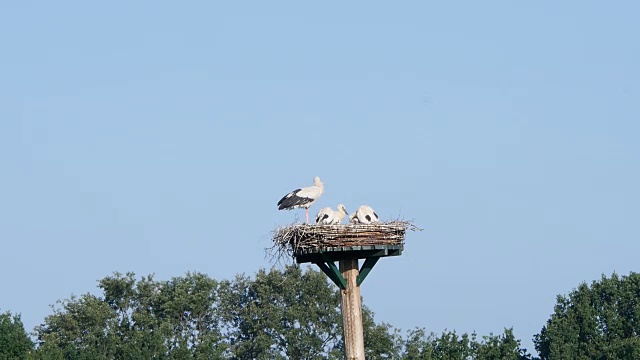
[
  {"x1": 294, "y1": 244, "x2": 404, "y2": 264},
  {"x1": 271, "y1": 222, "x2": 417, "y2": 290}
]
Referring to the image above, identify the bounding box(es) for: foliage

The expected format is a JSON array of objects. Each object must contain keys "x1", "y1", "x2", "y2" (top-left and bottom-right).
[
  {"x1": 476, "y1": 328, "x2": 533, "y2": 360},
  {"x1": 401, "y1": 327, "x2": 532, "y2": 360},
  {"x1": 32, "y1": 265, "x2": 402, "y2": 359},
  {"x1": 0, "y1": 310, "x2": 34, "y2": 360},
  {"x1": 534, "y1": 272, "x2": 640, "y2": 359},
  {"x1": 22, "y1": 267, "x2": 640, "y2": 359},
  {"x1": 22, "y1": 264, "x2": 546, "y2": 359},
  {"x1": 34, "y1": 272, "x2": 226, "y2": 359},
  {"x1": 218, "y1": 265, "x2": 343, "y2": 359},
  {"x1": 362, "y1": 307, "x2": 404, "y2": 359}
]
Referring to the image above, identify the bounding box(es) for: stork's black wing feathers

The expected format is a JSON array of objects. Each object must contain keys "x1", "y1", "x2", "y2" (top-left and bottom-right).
[
  {"x1": 278, "y1": 189, "x2": 300, "y2": 207},
  {"x1": 277, "y1": 189, "x2": 314, "y2": 210}
]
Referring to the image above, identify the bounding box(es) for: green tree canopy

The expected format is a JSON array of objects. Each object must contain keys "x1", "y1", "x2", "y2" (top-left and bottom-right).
[
  {"x1": 30, "y1": 264, "x2": 538, "y2": 359},
  {"x1": 534, "y1": 271, "x2": 640, "y2": 359},
  {"x1": 33, "y1": 265, "x2": 401, "y2": 359},
  {"x1": 402, "y1": 327, "x2": 532, "y2": 360},
  {"x1": 0, "y1": 310, "x2": 34, "y2": 360},
  {"x1": 34, "y1": 272, "x2": 226, "y2": 360},
  {"x1": 218, "y1": 265, "x2": 343, "y2": 359}
]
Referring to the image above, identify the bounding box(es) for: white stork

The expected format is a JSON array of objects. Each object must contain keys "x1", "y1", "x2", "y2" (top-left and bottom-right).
[
  {"x1": 316, "y1": 204, "x2": 348, "y2": 225},
  {"x1": 349, "y1": 205, "x2": 379, "y2": 224},
  {"x1": 277, "y1": 176, "x2": 325, "y2": 224}
]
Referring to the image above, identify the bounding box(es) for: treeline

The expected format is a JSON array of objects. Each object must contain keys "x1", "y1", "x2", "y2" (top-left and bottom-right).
[{"x1": 2, "y1": 266, "x2": 640, "y2": 359}]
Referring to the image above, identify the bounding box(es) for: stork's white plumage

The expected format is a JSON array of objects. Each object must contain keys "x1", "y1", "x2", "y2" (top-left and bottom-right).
[
  {"x1": 277, "y1": 176, "x2": 325, "y2": 224},
  {"x1": 349, "y1": 205, "x2": 379, "y2": 224},
  {"x1": 348, "y1": 211, "x2": 358, "y2": 223},
  {"x1": 315, "y1": 204, "x2": 348, "y2": 225},
  {"x1": 315, "y1": 207, "x2": 334, "y2": 225}
]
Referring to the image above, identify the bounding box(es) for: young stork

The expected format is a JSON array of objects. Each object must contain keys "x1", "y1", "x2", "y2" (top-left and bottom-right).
[
  {"x1": 277, "y1": 176, "x2": 325, "y2": 224},
  {"x1": 349, "y1": 205, "x2": 379, "y2": 224},
  {"x1": 316, "y1": 204, "x2": 348, "y2": 225}
]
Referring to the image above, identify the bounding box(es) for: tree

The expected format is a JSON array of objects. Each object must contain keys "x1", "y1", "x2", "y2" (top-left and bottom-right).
[
  {"x1": 219, "y1": 265, "x2": 341, "y2": 359},
  {"x1": 361, "y1": 307, "x2": 403, "y2": 359},
  {"x1": 401, "y1": 327, "x2": 531, "y2": 360},
  {"x1": 534, "y1": 271, "x2": 640, "y2": 359},
  {"x1": 0, "y1": 310, "x2": 34, "y2": 360},
  {"x1": 476, "y1": 328, "x2": 533, "y2": 360},
  {"x1": 34, "y1": 271, "x2": 226, "y2": 359},
  {"x1": 33, "y1": 265, "x2": 401, "y2": 359}
]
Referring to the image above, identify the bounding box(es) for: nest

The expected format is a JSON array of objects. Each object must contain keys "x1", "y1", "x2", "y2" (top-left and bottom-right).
[{"x1": 268, "y1": 220, "x2": 421, "y2": 263}]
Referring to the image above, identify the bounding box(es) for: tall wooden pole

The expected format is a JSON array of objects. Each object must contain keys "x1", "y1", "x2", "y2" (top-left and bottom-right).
[{"x1": 339, "y1": 258, "x2": 365, "y2": 360}]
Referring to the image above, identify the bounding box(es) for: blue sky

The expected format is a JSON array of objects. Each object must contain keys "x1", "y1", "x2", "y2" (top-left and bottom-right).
[{"x1": 1, "y1": 1, "x2": 639, "y2": 355}]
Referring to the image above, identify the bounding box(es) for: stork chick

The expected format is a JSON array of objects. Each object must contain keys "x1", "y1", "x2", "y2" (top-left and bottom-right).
[
  {"x1": 316, "y1": 204, "x2": 348, "y2": 225},
  {"x1": 349, "y1": 205, "x2": 379, "y2": 224}
]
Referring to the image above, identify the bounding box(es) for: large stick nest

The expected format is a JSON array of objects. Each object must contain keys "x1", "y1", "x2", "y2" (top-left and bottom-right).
[{"x1": 268, "y1": 220, "x2": 422, "y2": 262}]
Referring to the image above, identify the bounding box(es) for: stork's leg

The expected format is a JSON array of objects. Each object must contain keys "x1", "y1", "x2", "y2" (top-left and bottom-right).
[{"x1": 305, "y1": 208, "x2": 309, "y2": 224}]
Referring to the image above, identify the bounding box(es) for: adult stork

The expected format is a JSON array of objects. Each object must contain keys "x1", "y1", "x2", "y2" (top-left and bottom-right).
[
  {"x1": 316, "y1": 204, "x2": 348, "y2": 225},
  {"x1": 349, "y1": 205, "x2": 379, "y2": 224},
  {"x1": 277, "y1": 176, "x2": 325, "y2": 224}
]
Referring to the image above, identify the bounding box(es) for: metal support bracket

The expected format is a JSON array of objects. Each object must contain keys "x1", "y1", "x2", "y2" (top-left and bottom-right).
[
  {"x1": 314, "y1": 255, "x2": 347, "y2": 290},
  {"x1": 315, "y1": 255, "x2": 383, "y2": 289},
  {"x1": 356, "y1": 257, "x2": 380, "y2": 286}
]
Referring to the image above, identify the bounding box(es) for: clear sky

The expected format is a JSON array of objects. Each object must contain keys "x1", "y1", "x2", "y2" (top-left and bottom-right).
[{"x1": 1, "y1": 1, "x2": 639, "y2": 355}]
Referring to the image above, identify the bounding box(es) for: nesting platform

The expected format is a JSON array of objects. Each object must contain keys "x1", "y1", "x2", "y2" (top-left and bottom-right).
[
  {"x1": 295, "y1": 244, "x2": 404, "y2": 263},
  {"x1": 271, "y1": 221, "x2": 419, "y2": 289}
]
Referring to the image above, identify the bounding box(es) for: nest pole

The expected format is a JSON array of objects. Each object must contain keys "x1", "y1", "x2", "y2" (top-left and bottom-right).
[
  {"x1": 273, "y1": 221, "x2": 420, "y2": 360},
  {"x1": 339, "y1": 258, "x2": 365, "y2": 360}
]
